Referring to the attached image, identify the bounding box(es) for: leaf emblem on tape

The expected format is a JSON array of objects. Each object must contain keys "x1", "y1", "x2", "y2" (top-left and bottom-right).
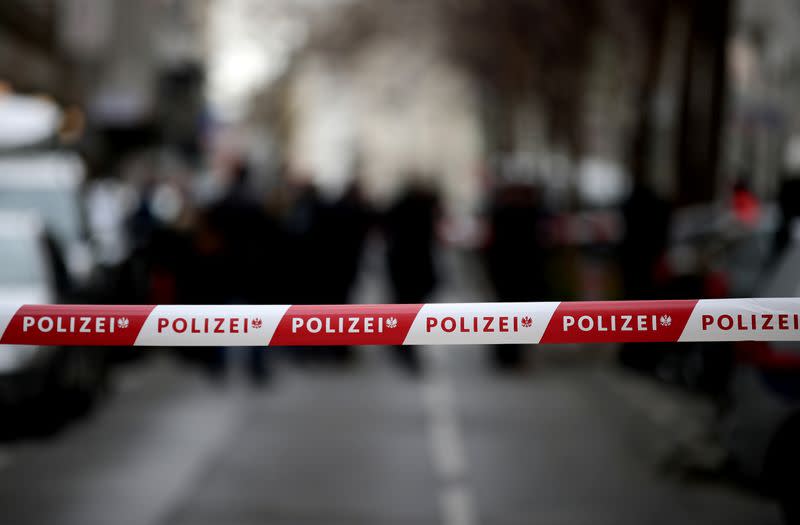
[
  {"x1": 118, "y1": 317, "x2": 129, "y2": 329},
  {"x1": 521, "y1": 316, "x2": 533, "y2": 328},
  {"x1": 659, "y1": 314, "x2": 672, "y2": 327},
  {"x1": 252, "y1": 318, "x2": 262, "y2": 329},
  {"x1": 386, "y1": 317, "x2": 398, "y2": 329}
]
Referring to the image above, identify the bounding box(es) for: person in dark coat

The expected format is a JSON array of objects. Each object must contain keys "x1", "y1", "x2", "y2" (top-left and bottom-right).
[
  {"x1": 619, "y1": 182, "x2": 671, "y2": 300},
  {"x1": 485, "y1": 182, "x2": 549, "y2": 369},
  {"x1": 774, "y1": 175, "x2": 800, "y2": 258},
  {"x1": 617, "y1": 181, "x2": 672, "y2": 373},
  {"x1": 311, "y1": 183, "x2": 373, "y2": 362},
  {"x1": 189, "y1": 160, "x2": 278, "y2": 384},
  {"x1": 383, "y1": 183, "x2": 439, "y2": 373},
  {"x1": 279, "y1": 181, "x2": 325, "y2": 364}
]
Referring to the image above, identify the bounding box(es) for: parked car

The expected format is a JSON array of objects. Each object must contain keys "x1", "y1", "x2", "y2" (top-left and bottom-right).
[
  {"x1": 621, "y1": 201, "x2": 779, "y2": 394},
  {"x1": 721, "y1": 223, "x2": 800, "y2": 524},
  {"x1": 0, "y1": 152, "x2": 95, "y2": 297},
  {"x1": 0, "y1": 212, "x2": 107, "y2": 423}
]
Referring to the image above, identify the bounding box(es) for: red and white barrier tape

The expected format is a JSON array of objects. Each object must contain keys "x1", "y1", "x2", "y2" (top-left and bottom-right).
[{"x1": 0, "y1": 299, "x2": 799, "y2": 346}]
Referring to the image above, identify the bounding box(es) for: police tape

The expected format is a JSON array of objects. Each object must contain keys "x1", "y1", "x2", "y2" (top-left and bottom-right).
[{"x1": 0, "y1": 299, "x2": 800, "y2": 347}]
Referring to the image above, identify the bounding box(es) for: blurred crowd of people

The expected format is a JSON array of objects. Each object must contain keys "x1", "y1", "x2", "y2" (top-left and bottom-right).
[
  {"x1": 83, "y1": 133, "x2": 584, "y2": 378},
  {"x1": 102, "y1": 146, "x2": 453, "y2": 379}
]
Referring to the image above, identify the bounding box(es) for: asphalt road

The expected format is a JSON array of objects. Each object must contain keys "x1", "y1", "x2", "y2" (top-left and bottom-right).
[
  {"x1": 0, "y1": 249, "x2": 784, "y2": 525},
  {"x1": 0, "y1": 344, "x2": 781, "y2": 525}
]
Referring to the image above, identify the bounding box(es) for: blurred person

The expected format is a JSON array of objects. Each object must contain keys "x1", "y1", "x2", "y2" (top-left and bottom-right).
[
  {"x1": 774, "y1": 173, "x2": 800, "y2": 258},
  {"x1": 280, "y1": 178, "x2": 373, "y2": 364},
  {"x1": 84, "y1": 178, "x2": 140, "y2": 305},
  {"x1": 311, "y1": 182, "x2": 374, "y2": 363},
  {"x1": 731, "y1": 178, "x2": 761, "y2": 227},
  {"x1": 485, "y1": 181, "x2": 550, "y2": 369},
  {"x1": 177, "y1": 206, "x2": 228, "y2": 377},
  {"x1": 619, "y1": 181, "x2": 671, "y2": 299},
  {"x1": 282, "y1": 178, "x2": 320, "y2": 303},
  {"x1": 184, "y1": 160, "x2": 277, "y2": 385},
  {"x1": 383, "y1": 182, "x2": 439, "y2": 374},
  {"x1": 112, "y1": 177, "x2": 194, "y2": 374},
  {"x1": 280, "y1": 178, "x2": 325, "y2": 364},
  {"x1": 122, "y1": 147, "x2": 199, "y2": 306},
  {"x1": 128, "y1": 179, "x2": 195, "y2": 306},
  {"x1": 617, "y1": 181, "x2": 672, "y2": 373},
  {"x1": 317, "y1": 183, "x2": 373, "y2": 304}
]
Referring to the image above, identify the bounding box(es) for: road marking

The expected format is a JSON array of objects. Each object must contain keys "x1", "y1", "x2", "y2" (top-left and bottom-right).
[
  {"x1": 425, "y1": 380, "x2": 466, "y2": 480},
  {"x1": 430, "y1": 416, "x2": 466, "y2": 480},
  {"x1": 422, "y1": 346, "x2": 478, "y2": 525},
  {"x1": 440, "y1": 485, "x2": 477, "y2": 525}
]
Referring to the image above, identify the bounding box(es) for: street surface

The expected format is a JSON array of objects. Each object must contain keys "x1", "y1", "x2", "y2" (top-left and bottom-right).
[
  {"x1": 0, "y1": 346, "x2": 780, "y2": 525},
  {"x1": 0, "y1": 251, "x2": 783, "y2": 525}
]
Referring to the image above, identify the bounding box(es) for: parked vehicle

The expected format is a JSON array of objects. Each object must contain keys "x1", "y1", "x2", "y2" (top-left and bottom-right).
[
  {"x1": 721, "y1": 223, "x2": 800, "y2": 524},
  {"x1": 621, "y1": 201, "x2": 779, "y2": 394},
  {"x1": 0, "y1": 212, "x2": 107, "y2": 423},
  {"x1": 0, "y1": 153, "x2": 95, "y2": 297}
]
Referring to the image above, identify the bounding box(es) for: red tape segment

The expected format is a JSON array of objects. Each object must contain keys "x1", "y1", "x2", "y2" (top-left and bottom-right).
[
  {"x1": 0, "y1": 299, "x2": 799, "y2": 346},
  {"x1": 539, "y1": 300, "x2": 697, "y2": 344},
  {"x1": 270, "y1": 304, "x2": 423, "y2": 346}
]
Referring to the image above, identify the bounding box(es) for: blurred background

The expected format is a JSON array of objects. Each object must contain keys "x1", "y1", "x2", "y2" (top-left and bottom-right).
[{"x1": 1, "y1": 0, "x2": 800, "y2": 523}]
